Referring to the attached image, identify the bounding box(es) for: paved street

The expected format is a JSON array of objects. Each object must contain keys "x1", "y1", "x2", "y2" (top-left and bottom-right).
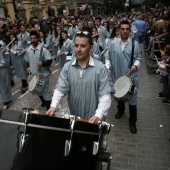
[
  {"x1": 106, "y1": 52, "x2": 170, "y2": 170},
  {"x1": 0, "y1": 52, "x2": 170, "y2": 170}
]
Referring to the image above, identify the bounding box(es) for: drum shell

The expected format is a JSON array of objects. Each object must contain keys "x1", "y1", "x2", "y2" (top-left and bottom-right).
[
  {"x1": 0, "y1": 109, "x2": 105, "y2": 170},
  {"x1": 114, "y1": 76, "x2": 136, "y2": 102},
  {"x1": 29, "y1": 75, "x2": 44, "y2": 94}
]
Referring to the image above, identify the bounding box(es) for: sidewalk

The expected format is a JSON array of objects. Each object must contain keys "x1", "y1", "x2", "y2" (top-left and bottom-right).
[{"x1": 106, "y1": 53, "x2": 170, "y2": 170}]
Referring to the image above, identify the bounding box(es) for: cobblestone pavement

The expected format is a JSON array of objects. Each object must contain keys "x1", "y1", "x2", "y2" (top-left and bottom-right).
[
  {"x1": 106, "y1": 53, "x2": 170, "y2": 170},
  {"x1": 0, "y1": 52, "x2": 170, "y2": 170}
]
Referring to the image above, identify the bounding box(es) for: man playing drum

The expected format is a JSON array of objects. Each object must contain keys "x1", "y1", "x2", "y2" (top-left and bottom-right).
[
  {"x1": 105, "y1": 20, "x2": 141, "y2": 134},
  {"x1": 46, "y1": 31, "x2": 111, "y2": 124},
  {"x1": 24, "y1": 31, "x2": 52, "y2": 110}
]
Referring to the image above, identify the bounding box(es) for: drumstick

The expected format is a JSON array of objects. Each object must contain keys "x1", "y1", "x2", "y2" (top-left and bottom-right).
[
  {"x1": 18, "y1": 47, "x2": 28, "y2": 57},
  {"x1": 0, "y1": 38, "x2": 15, "y2": 54},
  {"x1": 101, "y1": 46, "x2": 109, "y2": 55}
]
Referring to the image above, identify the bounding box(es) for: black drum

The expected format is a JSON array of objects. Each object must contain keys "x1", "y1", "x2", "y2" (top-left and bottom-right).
[{"x1": 0, "y1": 109, "x2": 111, "y2": 170}]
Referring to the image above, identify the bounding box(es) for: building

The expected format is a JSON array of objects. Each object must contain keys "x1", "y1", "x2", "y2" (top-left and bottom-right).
[{"x1": 76, "y1": 0, "x2": 104, "y2": 16}]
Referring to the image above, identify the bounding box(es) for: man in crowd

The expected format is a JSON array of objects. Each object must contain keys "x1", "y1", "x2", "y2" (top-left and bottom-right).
[
  {"x1": 105, "y1": 20, "x2": 141, "y2": 134},
  {"x1": 24, "y1": 30, "x2": 52, "y2": 110},
  {"x1": 95, "y1": 16, "x2": 110, "y2": 49},
  {"x1": 17, "y1": 25, "x2": 30, "y2": 48},
  {"x1": 46, "y1": 31, "x2": 111, "y2": 123}
]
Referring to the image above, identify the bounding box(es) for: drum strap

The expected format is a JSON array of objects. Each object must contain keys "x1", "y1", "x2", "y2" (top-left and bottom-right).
[
  {"x1": 38, "y1": 47, "x2": 44, "y2": 72},
  {"x1": 130, "y1": 40, "x2": 135, "y2": 68}
]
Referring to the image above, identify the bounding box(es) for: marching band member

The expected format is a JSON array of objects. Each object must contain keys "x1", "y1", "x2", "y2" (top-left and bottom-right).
[
  {"x1": 24, "y1": 30, "x2": 52, "y2": 110},
  {"x1": 67, "y1": 19, "x2": 78, "y2": 40},
  {"x1": 91, "y1": 26, "x2": 103, "y2": 51},
  {"x1": 106, "y1": 25, "x2": 120, "y2": 46},
  {"x1": 105, "y1": 20, "x2": 141, "y2": 134},
  {"x1": 52, "y1": 26, "x2": 61, "y2": 60},
  {"x1": 17, "y1": 25, "x2": 30, "y2": 48},
  {"x1": 57, "y1": 30, "x2": 73, "y2": 69},
  {"x1": 95, "y1": 16, "x2": 110, "y2": 50},
  {"x1": 39, "y1": 30, "x2": 51, "y2": 50},
  {"x1": 46, "y1": 31, "x2": 111, "y2": 123},
  {"x1": 8, "y1": 32, "x2": 28, "y2": 93},
  {"x1": 0, "y1": 34, "x2": 15, "y2": 86},
  {"x1": 0, "y1": 53, "x2": 12, "y2": 109}
]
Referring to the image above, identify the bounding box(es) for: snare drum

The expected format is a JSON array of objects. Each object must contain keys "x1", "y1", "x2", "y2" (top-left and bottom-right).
[
  {"x1": 114, "y1": 76, "x2": 136, "y2": 101},
  {"x1": 29, "y1": 74, "x2": 44, "y2": 94}
]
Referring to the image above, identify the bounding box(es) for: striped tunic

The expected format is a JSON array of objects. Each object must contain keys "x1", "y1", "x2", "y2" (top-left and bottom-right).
[
  {"x1": 105, "y1": 38, "x2": 141, "y2": 105},
  {"x1": 24, "y1": 45, "x2": 52, "y2": 100},
  {"x1": 0, "y1": 54, "x2": 12, "y2": 103},
  {"x1": 58, "y1": 39, "x2": 73, "y2": 68},
  {"x1": 10, "y1": 41, "x2": 27, "y2": 80},
  {"x1": 56, "y1": 57, "x2": 111, "y2": 119}
]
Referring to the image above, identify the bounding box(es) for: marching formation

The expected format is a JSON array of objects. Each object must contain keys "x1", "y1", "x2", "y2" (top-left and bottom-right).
[{"x1": 0, "y1": 4, "x2": 170, "y2": 135}]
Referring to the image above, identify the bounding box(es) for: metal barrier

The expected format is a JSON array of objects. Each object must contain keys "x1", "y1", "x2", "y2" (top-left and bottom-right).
[
  {"x1": 147, "y1": 32, "x2": 169, "y2": 73},
  {"x1": 151, "y1": 32, "x2": 169, "y2": 60}
]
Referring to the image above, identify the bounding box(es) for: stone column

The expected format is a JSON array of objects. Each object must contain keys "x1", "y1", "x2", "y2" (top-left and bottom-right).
[
  {"x1": 50, "y1": 0, "x2": 58, "y2": 17},
  {"x1": 63, "y1": 1, "x2": 69, "y2": 16},
  {"x1": 5, "y1": 0, "x2": 15, "y2": 21},
  {"x1": 40, "y1": 0, "x2": 47, "y2": 17},
  {"x1": 73, "y1": 1, "x2": 77, "y2": 15},
  {"x1": 21, "y1": 0, "x2": 32, "y2": 20}
]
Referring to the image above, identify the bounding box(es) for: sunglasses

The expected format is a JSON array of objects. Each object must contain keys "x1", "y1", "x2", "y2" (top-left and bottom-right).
[{"x1": 76, "y1": 31, "x2": 90, "y2": 35}]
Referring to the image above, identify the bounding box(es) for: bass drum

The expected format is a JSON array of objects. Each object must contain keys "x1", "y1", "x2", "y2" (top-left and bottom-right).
[{"x1": 0, "y1": 109, "x2": 109, "y2": 170}]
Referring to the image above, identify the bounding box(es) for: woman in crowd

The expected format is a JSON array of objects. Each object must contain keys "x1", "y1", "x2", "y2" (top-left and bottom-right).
[
  {"x1": 39, "y1": 30, "x2": 51, "y2": 50},
  {"x1": 91, "y1": 26, "x2": 103, "y2": 52},
  {"x1": 103, "y1": 21, "x2": 110, "y2": 37},
  {"x1": 106, "y1": 25, "x2": 120, "y2": 46},
  {"x1": 57, "y1": 30, "x2": 73, "y2": 68},
  {"x1": 52, "y1": 26, "x2": 61, "y2": 60}
]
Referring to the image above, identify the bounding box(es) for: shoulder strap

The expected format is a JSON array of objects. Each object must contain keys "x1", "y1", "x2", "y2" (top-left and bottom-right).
[
  {"x1": 130, "y1": 40, "x2": 135, "y2": 67},
  {"x1": 38, "y1": 47, "x2": 44, "y2": 72},
  {"x1": 39, "y1": 46, "x2": 44, "y2": 62}
]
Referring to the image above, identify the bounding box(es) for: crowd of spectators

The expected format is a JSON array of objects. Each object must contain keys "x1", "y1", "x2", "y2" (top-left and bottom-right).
[{"x1": 0, "y1": 2, "x2": 170, "y2": 105}]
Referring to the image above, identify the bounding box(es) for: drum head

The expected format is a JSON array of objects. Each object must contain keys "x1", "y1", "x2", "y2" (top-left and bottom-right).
[
  {"x1": 29, "y1": 75, "x2": 38, "y2": 92},
  {"x1": 114, "y1": 76, "x2": 131, "y2": 98}
]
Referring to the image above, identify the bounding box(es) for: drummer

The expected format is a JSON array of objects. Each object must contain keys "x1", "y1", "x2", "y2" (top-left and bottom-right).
[
  {"x1": 24, "y1": 30, "x2": 52, "y2": 110},
  {"x1": 46, "y1": 31, "x2": 111, "y2": 124},
  {"x1": 105, "y1": 20, "x2": 141, "y2": 134}
]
